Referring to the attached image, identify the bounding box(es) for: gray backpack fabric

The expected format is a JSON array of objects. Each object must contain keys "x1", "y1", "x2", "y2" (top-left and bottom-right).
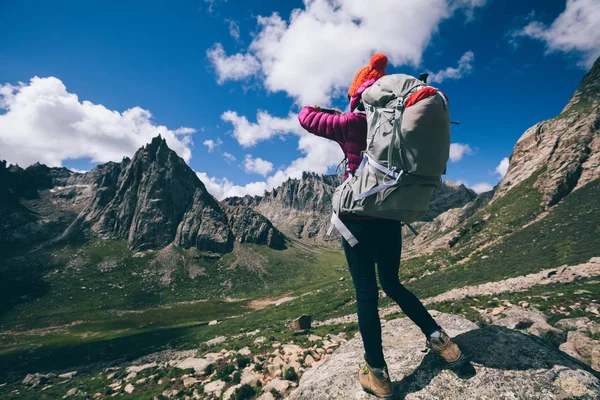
[{"x1": 329, "y1": 74, "x2": 451, "y2": 246}]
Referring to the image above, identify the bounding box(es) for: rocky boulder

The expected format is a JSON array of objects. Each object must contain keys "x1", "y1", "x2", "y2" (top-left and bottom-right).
[{"x1": 288, "y1": 312, "x2": 600, "y2": 399}]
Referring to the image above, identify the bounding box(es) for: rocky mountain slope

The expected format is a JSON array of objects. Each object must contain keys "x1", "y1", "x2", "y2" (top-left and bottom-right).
[
  {"x1": 404, "y1": 55, "x2": 600, "y2": 258},
  {"x1": 0, "y1": 136, "x2": 284, "y2": 255},
  {"x1": 225, "y1": 174, "x2": 476, "y2": 244}
]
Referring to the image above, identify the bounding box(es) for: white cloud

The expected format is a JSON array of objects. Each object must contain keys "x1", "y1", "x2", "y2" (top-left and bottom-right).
[
  {"x1": 208, "y1": 0, "x2": 486, "y2": 105},
  {"x1": 227, "y1": 20, "x2": 241, "y2": 40},
  {"x1": 457, "y1": 179, "x2": 494, "y2": 194},
  {"x1": 512, "y1": 0, "x2": 600, "y2": 68},
  {"x1": 471, "y1": 182, "x2": 494, "y2": 194},
  {"x1": 495, "y1": 157, "x2": 510, "y2": 178},
  {"x1": 196, "y1": 123, "x2": 343, "y2": 200},
  {"x1": 69, "y1": 168, "x2": 89, "y2": 174},
  {"x1": 449, "y1": 143, "x2": 474, "y2": 162},
  {"x1": 207, "y1": 44, "x2": 261, "y2": 84},
  {"x1": 0, "y1": 77, "x2": 194, "y2": 167},
  {"x1": 244, "y1": 155, "x2": 274, "y2": 176},
  {"x1": 428, "y1": 51, "x2": 475, "y2": 83},
  {"x1": 203, "y1": 138, "x2": 223, "y2": 152},
  {"x1": 223, "y1": 152, "x2": 237, "y2": 163},
  {"x1": 221, "y1": 110, "x2": 302, "y2": 147}
]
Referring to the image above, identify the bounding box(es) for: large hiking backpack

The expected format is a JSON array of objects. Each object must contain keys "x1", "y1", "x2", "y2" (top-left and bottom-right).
[{"x1": 329, "y1": 74, "x2": 451, "y2": 246}]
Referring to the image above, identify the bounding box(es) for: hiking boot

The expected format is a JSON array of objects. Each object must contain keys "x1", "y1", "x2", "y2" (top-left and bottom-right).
[
  {"x1": 427, "y1": 329, "x2": 466, "y2": 367},
  {"x1": 358, "y1": 361, "x2": 394, "y2": 399}
]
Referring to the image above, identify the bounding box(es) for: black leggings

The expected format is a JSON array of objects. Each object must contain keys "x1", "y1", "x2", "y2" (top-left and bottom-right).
[{"x1": 342, "y1": 219, "x2": 440, "y2": 369}]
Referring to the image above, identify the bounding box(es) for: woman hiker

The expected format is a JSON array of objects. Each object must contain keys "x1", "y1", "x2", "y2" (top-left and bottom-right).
[{"x1": 297, "y1": 53, "x2": 464, "y2": 399}]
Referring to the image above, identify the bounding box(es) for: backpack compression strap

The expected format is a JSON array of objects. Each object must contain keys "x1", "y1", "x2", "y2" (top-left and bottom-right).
[
  {"x1": 327, "y1": 212, "x2": 359, "y2": 247},
  {"x1": 354, "y1": 154, "x2": 404, "y2": 201}
]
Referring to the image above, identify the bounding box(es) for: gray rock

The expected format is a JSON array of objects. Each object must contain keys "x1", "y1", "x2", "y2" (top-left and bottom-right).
[
  {"x1": 491, "y1": 306, "x2": 566, "y2": 347},
  {"x1": 204, "y1": 379, "x2": 226, "y2": 397},
  {"x1": 22, "y1": 373, "x2": 56, "y2": 387},
  {"x1": 288, "y1": 313, "x2": 600, "y2": 399},
  {"x1": 240, "y1": 371, "x2": 259, "y2": 386},
  {"x1": 223, "y1": 383, "x2": 242, "y2": 400},
  {"x1": 176, "y1": 357, "x2": 212, "y2": 375},
  {"x1": 559, "y1": 331, "x2": 600, "y2": 371},
  {"x1": 58, "y1": 371, "x2": 77, "y2": 379},
  {"x1": 206, "y1": 336, "x2": 227, "y2": 347}
]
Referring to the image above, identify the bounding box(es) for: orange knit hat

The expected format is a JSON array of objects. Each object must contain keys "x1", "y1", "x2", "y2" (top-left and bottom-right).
[{"x1": 348, "y1": 53, "x2": 388, "y2": 98}]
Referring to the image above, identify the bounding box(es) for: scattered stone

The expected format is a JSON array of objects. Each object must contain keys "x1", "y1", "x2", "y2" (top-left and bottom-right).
[
  {"x1": 162, "y1": 389, "x2": 182, "y2": 398},
  {"x1": 126, "y1": 362, "x2": 157, "y2": 374},
  {"x1": 291, "y1": 314, "x2": 312, "y2": 331},
  {"x1": 518, "y1": 301, "x2": 530, "y2": 308},
  {"x1": 183, "y1": 377, "x2": 199, "y2": 388},
  {"x1": 493, "y1": 307, "x2": 565, "y2": 347},
  {"x1": 304, "y1": 355, "x2": 315, "y2": 367},
  {"x1": 575, "y1": 290, "x2": 592, "y2": 295},
  {"x1": 176, "y1": 358, "x2": 212, "y2": 375},
  {"x1": 109, "y1": 382, "x2": 121, "y2": 389},
  {"x1": 586, "y1": 305, "x2": 600, "y2": 315},
  {"x1": 209, "y1": 320, "x2": 219, "y2": 326},
  {"x1": 125, "y1": 371, "x2": 137, "y2": 381},
  {"x1": 264, "y1": 378, "x2": 291, "y2": 393},
  {"x1": 223, "y1": 384, "x2": 242, "y2": 400},
  {"x1": 63, "y1": 388, "x2": 80, "y2": 398},
  {"x1": 258, "y1": 392, "x2": 276, "y2": 400},
  {"x1": 106, "y1": 372, "x2": 117, "y2": 380},
  {"x1": 124, "y1": 384, "x2": 135, "y2": 394},
  {"x1": 240, "y1": 371, "x2": 259, "y2": 386},
  {"x1": 22, "y1": 373, "x2": 56, "y2": 388},
  {"x1": 555, "y1": 317, "x2": 594, "y2": 333},
  {"x1": 490, "y1": 306, "x2": 507, "y2": 316},
  {"x1": 559, "y1": 331, "x2": 600, "y2": 370},
  {"x1": 254, "y1": 336, "x2": 267, "y2": 344},
  {"x1": 238, "y1": 347, "x2": 252, "y2": 356},
  {"x1": 204, "y1": 380, "x2": 226, "y2": 397},
  {"x1": 272, "y1": 342, "x2": 281, "y2": 348},
  {"x1": 339, "y1": 277, "x2": 345, "y2": 281},
  {"x1": 206, "y1": 336, "x2": 227, "y2": 347},
  {"x1": 58, "y1": 371, "x2": 77, "y2": 379},
  {"x1": 135, "y1": 378, "x2": 147, "y2": 385}
]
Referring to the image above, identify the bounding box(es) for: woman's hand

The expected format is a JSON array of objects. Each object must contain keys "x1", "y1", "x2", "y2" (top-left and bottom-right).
[{"x1": 311, "y1": 105, "x2": 321, "y2": 111}]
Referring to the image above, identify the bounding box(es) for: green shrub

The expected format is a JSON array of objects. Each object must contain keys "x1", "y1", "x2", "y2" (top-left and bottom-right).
[
  {"x1": 236, "y1": 356, "x2": 251, "y2": 369},
  {"x1": 284, "y1": 367, "x2": 298, "y2": 382},
  {"x1": 233, "y1": 384, "x2": 256, "y2": 400}
]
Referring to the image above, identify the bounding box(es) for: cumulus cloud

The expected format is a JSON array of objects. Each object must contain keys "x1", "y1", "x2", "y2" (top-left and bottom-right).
[
  {"x1": 244, "y1": 155, "x2": 274, "y2": 176},
  {"x1": 207, "y1": 44, "x2": 261, "y2": 84},
  {"x1": 449, "y1": 143, "x2": 474, "y2": 162},
  {"x1": 196, "y1": 126, "x2": 342, "y2": 200},
  {"x1": 428, "y1": 51, "x2": 475, "y2": 83},
  {"x1": 495, "y1": 156, "x2": 510, "y2": 178},
  {"x1": 208, "y1": 0, "x2": 486, "y2": 104},
  {"x1": 223, "y1": 152, "x2": 237, "y2": 163},
  {"x1": 0, "y1": 77, "x2": 194, "y2": 167},
  {"x1": 457, "y1": 179, "x2": 494, "y2": 194},
  {"x1": 221, "y1": 110, "x2": 302, "y2": 147},
  {"x1": 511, "y1": 0, "x2": 600, "y2": 68},
  {"x1": 203, "y1": 138, "x2": 223, "y2": 152},
  {"x1": 471, "y1": 182, "x2": 494, "y2": 194}
]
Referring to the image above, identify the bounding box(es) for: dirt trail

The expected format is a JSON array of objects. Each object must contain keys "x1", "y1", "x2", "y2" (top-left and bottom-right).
[{"x1": 314, "y1": 257, "x2": 600, "y2": 327}]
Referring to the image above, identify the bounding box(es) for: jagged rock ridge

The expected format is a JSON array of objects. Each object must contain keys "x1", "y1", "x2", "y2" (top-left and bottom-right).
[{"x1": 1, "y1": 136, "x2": 285, "y2": 253}]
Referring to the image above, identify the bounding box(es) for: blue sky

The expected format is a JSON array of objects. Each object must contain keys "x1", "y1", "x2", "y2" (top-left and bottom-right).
[{"x1": 1, "y1": 0, "x2": 599, "y2": 198}]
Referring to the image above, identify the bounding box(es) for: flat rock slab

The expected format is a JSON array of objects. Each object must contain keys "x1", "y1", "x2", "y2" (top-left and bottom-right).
[{"x1": 288, "y1": 313, "x2": 600, "y2": 399}]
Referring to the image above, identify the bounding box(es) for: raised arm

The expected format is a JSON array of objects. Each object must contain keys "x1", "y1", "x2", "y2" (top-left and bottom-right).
[{"x1": 298, "y1": 106, "x2": 350, "y2": 146}]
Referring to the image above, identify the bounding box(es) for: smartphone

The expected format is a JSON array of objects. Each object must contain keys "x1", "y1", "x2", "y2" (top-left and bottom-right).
[{"x1": 319, "y1": 107, "x2": 341, "y2": 114}]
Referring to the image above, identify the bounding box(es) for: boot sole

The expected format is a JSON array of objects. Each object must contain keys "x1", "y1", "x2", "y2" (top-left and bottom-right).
[
  {"x1": 445, "y1": 351, "x2": 467, "y2": 367},
  {"x1": 362, "y1": 386, "x2": 395, "y2": 399}
]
